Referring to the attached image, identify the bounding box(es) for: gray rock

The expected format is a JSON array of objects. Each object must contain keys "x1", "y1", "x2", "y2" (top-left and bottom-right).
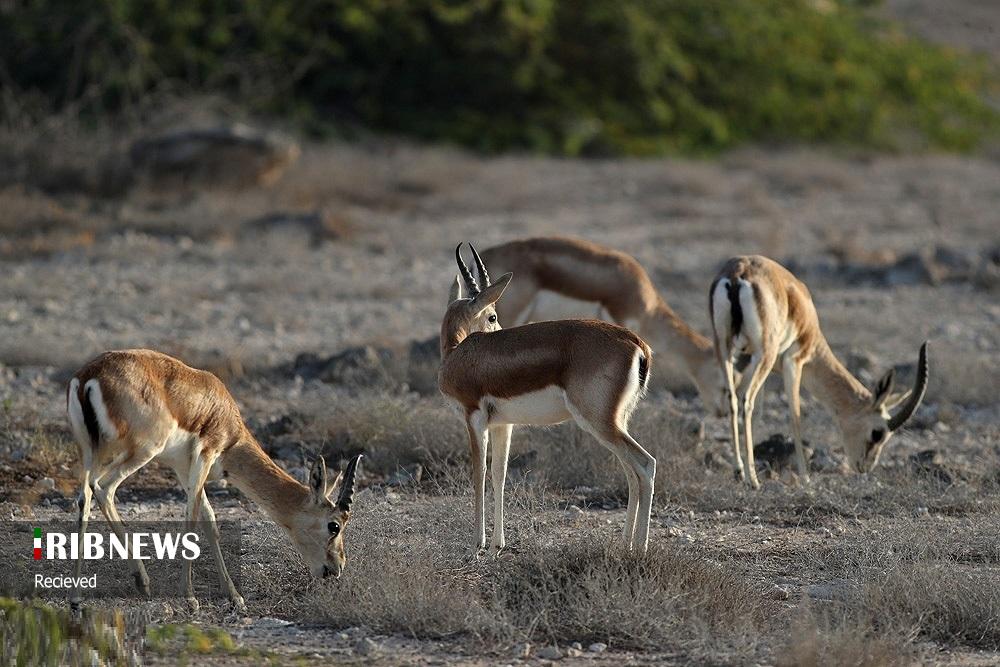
[
  {"x1": 37, "y1": 477, "x2": 56, "y2": 491},
  {"x1": 588, "y1": 642, "x2": 608, "y2": 653},
  {"x1": 385, "y1": 463, "x2": 423, "y2": 487},
  {"x1": 354, "y1": 637, "x2": 379, "y2": 656},
  {"x1": 536, "y1": 645, "x2": 563, "y2": 660},
  {"x1": 294, "y1": 346, "x2": 396, "y2": 389},
  {"x1": 512, "y1": 642, "x2": 532, "y2": 658}
]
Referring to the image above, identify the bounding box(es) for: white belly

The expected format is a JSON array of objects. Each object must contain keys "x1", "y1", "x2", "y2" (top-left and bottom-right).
[
  {"x1": 486, "y1": 386, "x2": 571, "y2": 425},
  {"x1": 514, "y1": 290, "x2": 608, "y2": 326},
  {"x1": 154, "y1": 423, "x2": 200, "y2": 479}
]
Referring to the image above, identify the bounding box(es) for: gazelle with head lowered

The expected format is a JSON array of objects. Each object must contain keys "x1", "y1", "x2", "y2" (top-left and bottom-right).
[
  {"x1": 67, "y1": 349, "x2": 363, "y2": 611},
  {"x1": 710, "y1": 256, "x2": 929, "y2": 489},
  {"x1": 475, "y1": 237, "x2": 728, "y2": 416},
  {"x1": 440, "y1": 244, "x2": 656, "y2": 554}
]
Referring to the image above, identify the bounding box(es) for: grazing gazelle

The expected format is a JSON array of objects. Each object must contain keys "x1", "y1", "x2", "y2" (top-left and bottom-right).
[
  {"x1": 439, "y1": 243, "x2": 656, "y2": 554},
  {"x1": 66, "y1": 349, "x2": 362, "y2": 611},
  {"x1": 476, "y1": 236, "x2": 729, "y2": 416},
  {"x1": 710, "y1": 255, "x2": 929, "y2": 489}
]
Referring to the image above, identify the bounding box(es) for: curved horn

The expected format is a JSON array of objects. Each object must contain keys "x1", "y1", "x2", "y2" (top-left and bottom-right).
[
  {"x1": 469, "y1": 244, "x2": 491, "y2": 288},
  {"x1": 336, "y1": 454, "x2": 363, "y2": 512},
  {"x1": 455, "y1": 243, "x2": 480, "y2": 296},
  {"x1": 887, "y1": 342, "x2": 929, "y2": 432}
]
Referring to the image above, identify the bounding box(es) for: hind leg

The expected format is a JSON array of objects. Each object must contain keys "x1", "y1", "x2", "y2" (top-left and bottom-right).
[
  {"x1": 738, "y1": 349, "x2": 779, "y2": 491},
  {"x1": 488, "y1": 424, "x2": 512, "y2": 555},
  {"x1": 70, "y1": 468, "x2": 93, "y2": 610},
  {"x1": 91, "y1": 447, "x2": 162, "y2": 596}
]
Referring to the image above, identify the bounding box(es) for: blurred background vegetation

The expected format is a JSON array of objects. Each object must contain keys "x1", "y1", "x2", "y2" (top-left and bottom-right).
[{"x1": 1, "y1": 0, "x2": 998, "y2": 155}]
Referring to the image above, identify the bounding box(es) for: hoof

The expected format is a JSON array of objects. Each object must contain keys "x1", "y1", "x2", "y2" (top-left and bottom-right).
[
  {"x1": 229, "y1": 596, "x2": 248, "y2": 616},
  {"x1": 186, "y1": 596, "x2": 200, "y2": 613},
  {"x1": 134, "y1": 572, "x2": 151, "y2": 596}
]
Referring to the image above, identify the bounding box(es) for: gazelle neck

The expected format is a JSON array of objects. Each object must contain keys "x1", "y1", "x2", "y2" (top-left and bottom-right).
[
  {"x1": 220, "y1": 439, "x2": 310, "y2": 524},
  {"x1": 440, "y1": 320, "x2": 469, "y2": 362},
  {"x1": 644, "y1": 301, "x2": 714, "y2": 375},
  {"x1": 801, "y1": 337, "x2": 872, "y2": 418}
]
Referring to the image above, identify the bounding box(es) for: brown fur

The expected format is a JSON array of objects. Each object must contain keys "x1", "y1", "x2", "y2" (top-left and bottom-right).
[
  {"x1": 480, "y1": 237, "x2": 721, "y2": 412},
  {"x1": 439, "y1": 319, "x2": 650, "y2": 416}
]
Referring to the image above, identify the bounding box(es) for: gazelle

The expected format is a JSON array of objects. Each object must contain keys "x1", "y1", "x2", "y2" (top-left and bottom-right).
[
  {"x1": 439, "y1": 243, "x2": 656, "y2": 554},
  {"x1": 476, "y1": 236, "x2": 729, "y2": 416},
  {"x1": 710, "y1": 255, "x2": 929, "y2": 489},
  {"x1": 66, "y1": 349, "x2": 362, "y2": 611}
]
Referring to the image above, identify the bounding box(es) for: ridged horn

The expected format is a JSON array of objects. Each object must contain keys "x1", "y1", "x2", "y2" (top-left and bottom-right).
[
  {"x1": 887, "y1": 342, "x2": 929, "y2": 432},
  {"x1": 469, "y1": 243, "x2": 491, "y2": 288},
  {"x1": 337, "y1": 454, "x2": 363, "y2": 512},
  {"x1": 455, "y1": 243, "x2": 480, "y2": 296}
]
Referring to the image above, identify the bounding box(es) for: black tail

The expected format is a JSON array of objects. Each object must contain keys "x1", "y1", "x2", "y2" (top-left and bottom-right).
[
  {"x1": 726, "y1": 280, "x2": 743, "y2": 338},
  {"x1": 637, "y1": 353, "x2": 650, "y2": 391},
  {"x1": 81, "y1": 385, "x2": 101, "y2": 448}
]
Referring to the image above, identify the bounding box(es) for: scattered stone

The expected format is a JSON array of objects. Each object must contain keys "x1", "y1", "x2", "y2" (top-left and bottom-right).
[
  {"x1": 129, "y1": 124, "x2": 300, "y2": 190},
  {"x1": 254, "y1": 617, "x2": 293, "y2": 628},
  {"x1": 293, "y1": 346, "x2": 397, "y2": 389},
  {"x1": 587, "y1": 642, "x2": 608, "y2": 653},
  {"x1": 37, "y1": 477, "x2": 56, "y2": 491},
  {"x1": 536, "y1": 645, "x2": 563, "y2": 660},
  {"x1": 513, "y1": 642, "x2": 532, "y2": 658},
  {"x1": 804, "y1": 579, "x2": 852, "y2": 601},
  {"x1": 909, "y1": 450, "x2": 953, "y2": 485},
  {"x1": 385, "y1": 463, "x2": 423, "y2": 487},
  {"x1": 354, "y1": 637, "x2": 379, "y2": 656},
  {"x1": 570, "y1": 642, "x2": 582, "y2": 651},
  {"x1": 566, "y1": 646, "x2": 583, "y2": 658},
  {"x1": 754, "y1": 433, "x2": 811, "y2": 475}
]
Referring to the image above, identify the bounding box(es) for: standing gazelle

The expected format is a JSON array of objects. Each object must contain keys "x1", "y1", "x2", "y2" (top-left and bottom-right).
[
  {"x1": 67, "y1": 349, "x2": 362, "y2": 611},
  {"x1": 439, "y1": 243, "x2": 656, "y2": 554},
  {"x1": 710, "y1": 256, "x2": 929, "y2": 489},
  {"x1": 476, "y1": 237, "x2": 730, "y2": 416}
]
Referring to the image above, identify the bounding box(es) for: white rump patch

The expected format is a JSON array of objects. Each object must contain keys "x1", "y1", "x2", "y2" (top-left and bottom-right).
[
  {"x1": 618, "y1": 348, "x2": 646, "y2": 426},
  {"x1": 66, "y1": 378, "x2": 91, "y2": 450},
  {"x1": 485, "y1": 386, "x2": 570, "y2": 426},
  {"x1": 83, "y1": 379, "x2": 119, "y2": 442},
  {"x1": 711, "y1": 279, "x2": 731, "y2": 342},
  {"x1": 737, "y1": 280, "x2": 763, "y2": 352}
]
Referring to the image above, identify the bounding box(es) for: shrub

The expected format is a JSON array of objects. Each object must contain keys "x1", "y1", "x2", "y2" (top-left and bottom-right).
[{"x1": 1, "y1": 0, "x2": 995, "y2": 154}]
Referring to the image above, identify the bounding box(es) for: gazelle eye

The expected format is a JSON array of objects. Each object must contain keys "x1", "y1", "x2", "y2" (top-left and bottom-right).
[
  {"x1": 488, "y1": 314, "x2": 497, "y2": 323},
  {"x1": 327, "y1": 522, "x2": 340, "y2": 536},
  {"x1": 870, "y1": 429, "x2": 885, "y2": 444}
]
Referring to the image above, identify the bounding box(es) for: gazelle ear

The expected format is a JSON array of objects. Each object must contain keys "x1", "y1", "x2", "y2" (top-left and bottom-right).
[
  {"x1": 883, "y1": 389, "x2": 912, "y2": 411},
  {"x1": 309, "y1": 456, "x2": 329, "y2": 502},
  {"x1": 872, "y1": 369, "x2": 895, "y2": 408},
  {"x1": 449, "y1": 274, "x2": 463, "y2": 304},
  {"x1": 476, "y1": 272, "x2": 512, "y2": 307}
]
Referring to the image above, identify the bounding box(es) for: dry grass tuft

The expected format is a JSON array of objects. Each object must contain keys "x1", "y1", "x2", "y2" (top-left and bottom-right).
[{"x1": 491, "y1": 540, "x2": 775, "y2": 655}]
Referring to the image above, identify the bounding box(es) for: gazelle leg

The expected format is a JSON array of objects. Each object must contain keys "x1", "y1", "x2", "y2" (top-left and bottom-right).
[
  {"x1": 739, "y1": 350, "x2": 778, "y2": 491},
  {"x1": 199, "y1": 489, "x2": 245, "y2": 612},
  {"x1": 466, "y1": 411, "x2": 489, "y2": 554},
  {"x1": 620, "y1": 431, "x2": 655, "y2": 553},
  {"x1": 620, "y1": 459, "x2": 639, "y2": 546},
  {"x1": 782, "y1": 354, "x2": 810, "y2": 481},
  {"x1": 182, "y1": 451, "x2": 215, "y2": 610},
  {"x1": 722, "y1": 355, "x2": 743, "y2": 481},
  {"x1": 70, "y1": 468, "x2": 93, "y2": 610},
  {"x1": 487, "y1": 424, "x2": 512, "y2": 555},
  {"x1": 91, "y1": 448, "x2": 161, "y2": 595}
]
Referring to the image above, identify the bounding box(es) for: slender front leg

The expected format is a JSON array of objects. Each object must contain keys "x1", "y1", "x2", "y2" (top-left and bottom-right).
[
  {"x1": 466, "y1": 411, "x2": 489, "y2": 554},
  {"x1": 487, "y1": 424, "x2": 512, "y2": 555},
  {"x1": 199, "y1": 490, "x2": 246, "y2": 612},
  {"x1": 782, "y1": 355, "x2": 810, "y2": 481}
]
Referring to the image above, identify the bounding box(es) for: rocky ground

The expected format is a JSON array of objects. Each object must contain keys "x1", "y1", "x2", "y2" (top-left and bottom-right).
[{"x1": 1, "y1": 134, "x2": 999, "y2": 665}]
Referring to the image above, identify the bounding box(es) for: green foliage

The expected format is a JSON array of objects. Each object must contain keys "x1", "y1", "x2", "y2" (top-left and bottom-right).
[
  {"x1": 0, "y1": 597, "x2": 130, "y2": 666},
  {"x1": 1, "y1": 0, "x2": 996, "y2": 154}
]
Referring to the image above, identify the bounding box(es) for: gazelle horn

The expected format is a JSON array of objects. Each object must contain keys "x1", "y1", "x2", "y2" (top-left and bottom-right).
[{"x1": 887, "y1": 342, "x2": 929, "y2": 432}]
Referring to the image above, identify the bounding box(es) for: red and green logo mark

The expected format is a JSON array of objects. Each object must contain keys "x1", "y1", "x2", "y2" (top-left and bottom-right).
[{"x1": 33, "y1": 527, "x2": 42, "y2": 560}]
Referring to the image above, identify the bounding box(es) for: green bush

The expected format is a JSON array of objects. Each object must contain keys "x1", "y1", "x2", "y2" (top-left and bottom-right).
[{"x1": 1, "y1": 0, "x2": 996, "y2": 154}]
